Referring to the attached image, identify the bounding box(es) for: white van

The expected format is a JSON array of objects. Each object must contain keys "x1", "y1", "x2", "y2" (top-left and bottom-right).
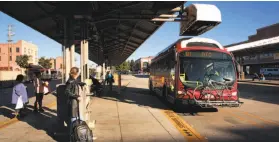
[{"x1": 260, "y1": 68, "x2": 279, "y2": 76}]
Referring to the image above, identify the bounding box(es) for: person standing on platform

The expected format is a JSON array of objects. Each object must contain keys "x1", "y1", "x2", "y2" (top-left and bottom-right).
[
  {"x1": 11, "y1": 74, "x2": 28, "y2": 118},
  {"x1": 65, "y1": 67, "x2": 83, "y2": 122},
  {"x1": 33, "y1": 72, "x2": 45, "y2": 112}
]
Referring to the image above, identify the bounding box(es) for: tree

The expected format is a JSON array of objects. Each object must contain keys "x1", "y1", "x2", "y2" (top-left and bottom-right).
[
  {"x1": 38, "y1": 57, "x2": 52, "y2": 69},
  {"x1": 15, "y1": 55, "x2": 30, "y2": 69},
  {"x1": 130, "y1": 59, "x2": 135, "y2": 71},
  {"x1": 115, "y1": 61, "x2": 130, "y2": 71}
]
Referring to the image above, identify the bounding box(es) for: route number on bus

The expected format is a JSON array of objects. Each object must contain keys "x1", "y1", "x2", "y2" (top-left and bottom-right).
[
  {"x1": 201, "y1": 52, "x2": 212, "y2": 57},
  {"x1": 185, "y1": 52, "x2": 191, "y2": 57}
]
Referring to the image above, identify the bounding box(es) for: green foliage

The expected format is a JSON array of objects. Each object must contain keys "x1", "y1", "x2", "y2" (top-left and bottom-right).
[
  {"x1": 15, "y1": 55, "x2": 30, "y2": 69},
  {"x1": 38, "y1": 57, "x2": 52, "y2": 69},
  {"x1": 115, "y1": 61, "x2": 130, "y2": 71},
  {"x1": 130, "y1": 59, "x2": 135, "y2": 71}
]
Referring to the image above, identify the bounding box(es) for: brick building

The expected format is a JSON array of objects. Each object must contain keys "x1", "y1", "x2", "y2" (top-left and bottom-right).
[
  {"x1": 0, "y1": 40, "x2": 38, "y2": 71},
  {"x1": 134, "y1": 56, "x2": 154, "y2": 72},
  {"x1": 49, "y1": 56, "x2": 63, "y2": 71},
  {"x1": 225, "y1": 23, "x2": 279, "y2": 74}
]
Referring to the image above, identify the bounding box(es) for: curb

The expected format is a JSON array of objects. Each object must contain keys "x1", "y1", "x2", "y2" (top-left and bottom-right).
[{"x1": 238, "y1": 80, "x2": 279, "y2": 86}]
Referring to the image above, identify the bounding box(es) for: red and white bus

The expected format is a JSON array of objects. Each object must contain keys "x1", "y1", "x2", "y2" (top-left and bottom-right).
[{"x1": 149, "y1": 37, "x2": 243, "y2": 109}]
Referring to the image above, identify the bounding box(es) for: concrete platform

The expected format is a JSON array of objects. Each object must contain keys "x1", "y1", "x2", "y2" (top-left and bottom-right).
[
  {"x1": 92, "y1": 75, "x2": 185, "y2": 142},
  {"x1": 0, "y1": 75, "x2": 187, "y2": 142}
]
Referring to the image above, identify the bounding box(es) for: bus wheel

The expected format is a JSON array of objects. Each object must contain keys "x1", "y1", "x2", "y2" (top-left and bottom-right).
[
  {"x1": 171, "y1": 99, "x2": 181, "y2": 112},
  {"x1": 162, "y1": 86, "x2": 167, "y2": 100},
  {"x1": 149, "y1": 82, "x2": 154, "y2": 95}
]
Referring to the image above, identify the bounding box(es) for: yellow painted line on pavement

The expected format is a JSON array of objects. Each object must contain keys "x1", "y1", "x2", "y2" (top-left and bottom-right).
[
  {"x1": 162, "y1": 110, "x2": 207, "y2": 142},
  {"x1": 0, "y1": 101, "x2": 57, "y2": 130}
]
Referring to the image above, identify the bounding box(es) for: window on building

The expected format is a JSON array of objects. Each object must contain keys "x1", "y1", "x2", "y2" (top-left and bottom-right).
[
  {"x1": 10, "y1": 56, "x2": 12, "y2": 61},
  {"x1": 10, "y1": 48, "x2": 12, "y2": 53},
  {"x1": 16, "y1": 47, "x2": 20, "y2": 53},
  {"x1": 0, "y1": 56, "x2": 1, "y2": 61},
  {"x1": 16, "y1": 56, "x2": 19, "y2": 61},
  {"x1": 0, "y1": 48, "x2": 1, "y2": 53}
]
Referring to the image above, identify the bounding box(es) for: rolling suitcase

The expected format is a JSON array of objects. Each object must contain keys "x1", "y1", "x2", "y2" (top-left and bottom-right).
[{"x1": 70, "y1": 97, "x2": 93, "y2": 142}]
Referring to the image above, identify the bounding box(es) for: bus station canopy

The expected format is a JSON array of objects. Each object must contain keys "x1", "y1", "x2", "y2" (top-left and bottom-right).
[
  {"x1": 0, "y1": 1, "x2": 184, "y2": 65},
  {"x1": 226, "y1": 36, "x2": 279, "y2": 56}
]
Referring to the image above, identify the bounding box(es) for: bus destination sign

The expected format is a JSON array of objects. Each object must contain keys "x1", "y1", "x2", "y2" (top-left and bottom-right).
[{"x1": 180, "y1": 51, "x2": 231, "y2": 59}]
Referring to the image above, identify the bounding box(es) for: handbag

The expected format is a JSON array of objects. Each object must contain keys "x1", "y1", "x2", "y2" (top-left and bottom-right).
[{"x1": 15, "y1": 96, "x2": 24, "y2": 109}]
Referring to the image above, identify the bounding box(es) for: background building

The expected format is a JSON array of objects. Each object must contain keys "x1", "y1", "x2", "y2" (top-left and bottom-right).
[
  {"x1": 0, "y1": 40, "x2": 38, "y2": 71},
  {"x1": 49, "y1": 56, "x2": 63, "y2": 71},
  {"x1": 225, "y1": 23, "x2": 279, "y2": 75},
  {"x1": 134, "y1": 56, "x2": 154, "y2": 72}
]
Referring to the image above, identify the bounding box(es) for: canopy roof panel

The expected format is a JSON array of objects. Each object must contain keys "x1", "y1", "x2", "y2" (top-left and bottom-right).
[{"x1": 0, "y1": 1, "x2": 185, "y2": 65}]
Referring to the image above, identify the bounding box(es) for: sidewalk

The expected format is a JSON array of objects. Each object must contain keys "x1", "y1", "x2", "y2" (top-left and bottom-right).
[
  {"x1": 0, "y1": 92, "x2": 59, "y2": 142},
  {"x1": 0, "y1": 76, "x2": 187, "y2": 142},
  {"x1": 91, "y1": 75, "x2": 185, "y2": 142},
  {"x1": 238, "y1": 79, "x2": 279, "y2": 85}
]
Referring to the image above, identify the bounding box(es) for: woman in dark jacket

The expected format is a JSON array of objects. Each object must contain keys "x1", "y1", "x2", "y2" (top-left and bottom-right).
[{"x1": 65, "y1": 67, "x2": 83, "y2": 122}]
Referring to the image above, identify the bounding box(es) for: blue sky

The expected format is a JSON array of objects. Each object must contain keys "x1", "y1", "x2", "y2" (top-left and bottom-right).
[{"x1": 1, "y1": 1, "x2": 279, "y2": 65}]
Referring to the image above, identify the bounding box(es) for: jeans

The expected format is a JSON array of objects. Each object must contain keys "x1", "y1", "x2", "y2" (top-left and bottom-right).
[{"x1": 34, "y1": 93, "x2": 44, "y2": 110}]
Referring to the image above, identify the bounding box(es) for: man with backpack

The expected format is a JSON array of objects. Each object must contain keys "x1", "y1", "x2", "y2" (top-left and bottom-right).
[
  {"x1": 65, "y1": 67, "x2": 93, "y2": 142},
  {"x1": 105, "y1": 71, "x2": 114, "y2": 91}
]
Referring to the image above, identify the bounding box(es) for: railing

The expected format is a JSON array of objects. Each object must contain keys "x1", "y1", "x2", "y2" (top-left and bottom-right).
[{"x1": 0, "y1": 80, "x2": 16, "y2": 89}]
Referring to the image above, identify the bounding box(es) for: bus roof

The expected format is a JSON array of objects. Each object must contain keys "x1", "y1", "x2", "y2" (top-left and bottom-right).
[{"x1": 152, "y1": 37, "x2": 224, "y2": 62}]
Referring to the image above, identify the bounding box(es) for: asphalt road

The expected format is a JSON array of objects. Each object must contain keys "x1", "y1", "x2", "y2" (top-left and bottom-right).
[
  {"x1": 176, "y1": 82, "x2": 279, "y2": 142},
  {"x1": 132, "y1": 75, "x2": 279, "y2": 142}
]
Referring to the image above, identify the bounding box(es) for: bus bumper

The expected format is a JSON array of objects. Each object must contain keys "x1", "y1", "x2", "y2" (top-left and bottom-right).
[
  {"x1": 194, "y1": 100, "x2": 244, "y2": 108},
  {"x1": 182, "y1": 99, "x2": 244, "y2": 108}
]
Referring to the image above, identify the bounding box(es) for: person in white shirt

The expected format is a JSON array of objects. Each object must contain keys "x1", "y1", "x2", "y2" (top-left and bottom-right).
[{"x1": 33, "y1": 72, "x2": 44, "y2": 112}]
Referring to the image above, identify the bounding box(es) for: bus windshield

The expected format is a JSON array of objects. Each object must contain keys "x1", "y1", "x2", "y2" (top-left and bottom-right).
[{"x1": 179, "y1": 50, "x2": 236, "y2": 89}]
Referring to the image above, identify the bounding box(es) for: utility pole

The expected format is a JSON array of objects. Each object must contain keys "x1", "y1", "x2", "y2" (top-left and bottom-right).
[{"x1": 7, "y1": 24, "x2": 14, "y2": 71}]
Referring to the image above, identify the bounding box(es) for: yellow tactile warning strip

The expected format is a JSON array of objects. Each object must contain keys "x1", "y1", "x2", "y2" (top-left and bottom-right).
[
  {"x1": 162, "y1": 110, "x2": 207, "y2": 142},
  {"x1": 0, "y1": 101, "x2": 57, "y2": 129}
]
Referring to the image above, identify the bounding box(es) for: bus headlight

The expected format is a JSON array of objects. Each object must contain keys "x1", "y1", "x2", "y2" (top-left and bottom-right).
[
  {"x1": 232, "y1": 92, "x2": 237, "y2": 96},
  {"x1": 178, "y1": 91, "x2": 185, "y2": 95}
]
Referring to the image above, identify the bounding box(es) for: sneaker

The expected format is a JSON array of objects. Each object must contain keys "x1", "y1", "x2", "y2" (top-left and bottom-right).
[{"x1": 33, "y1": 109, "x2": 38, "y2": 113}]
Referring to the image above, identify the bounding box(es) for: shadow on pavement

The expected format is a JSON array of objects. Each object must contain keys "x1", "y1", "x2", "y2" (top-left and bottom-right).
[
  {"x1": 98, "y1": 85, "x2": 219, "y2": 114},
  {"x1": 133, "y1": 74, "x2": 150, "y2": 78},
  {"x1": 238, "y1": 83, "x2": 279, "y2": 105},
  {"x1": 209, "y1": 125, "x2": 279, "y2": 142},
  {"x1": 0, "y1": 80, "x2": 68, "y2": 142}
]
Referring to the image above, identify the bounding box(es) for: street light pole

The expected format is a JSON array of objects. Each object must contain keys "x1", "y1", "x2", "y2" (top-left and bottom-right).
[{"x1": 7, "y1": 25, "x2": 14, "y2": 71}]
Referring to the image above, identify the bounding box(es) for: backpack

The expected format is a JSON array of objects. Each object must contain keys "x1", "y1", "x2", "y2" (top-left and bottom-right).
[
  {"x1": 108, "y1": 74, "x2": 112, "y2": 79},
  {"x1": 71, "y1": 96, "x2": 94, "y2": 142},
  {"x1": 71, "y1": 120, "x2": 93, "y2": 142}
]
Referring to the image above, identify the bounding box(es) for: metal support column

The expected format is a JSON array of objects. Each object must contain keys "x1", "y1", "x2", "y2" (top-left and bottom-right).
[
  {"x1": 80, "y1": 40, "x2": 84, "y2": 82},
  {"x1": 70, "y1": 45, "x2": 75, "y2": 68},
  {"x1": 103, "y1": 62, "x2": 106, "y2": 81},
  {"x1": 62, "y1": 44, "x2": 65, "y2": 84},
  {"x1": 84, "y1": 41, "x2": 89, "y2": 80},
  {"x1": 63, "y1": 18, "x2": 68, "y2": 83},
  {"x1": 65, "y1": 48, "x2": 70, "y2": 81},
  {"x1": 68, "y1": 17, "x2": 75, "y2": 69}
]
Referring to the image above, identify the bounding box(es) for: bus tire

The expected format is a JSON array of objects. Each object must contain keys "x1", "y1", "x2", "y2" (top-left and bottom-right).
[
  {"x1": 162, "y1": 86, "x2": 167, "y2": 100},
  {"x1": 171, "y1": 99, "x2": 180, "y2": 112},
  {"x1": 149, "y1": 81, "x2": 154, "y2": 95}
]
